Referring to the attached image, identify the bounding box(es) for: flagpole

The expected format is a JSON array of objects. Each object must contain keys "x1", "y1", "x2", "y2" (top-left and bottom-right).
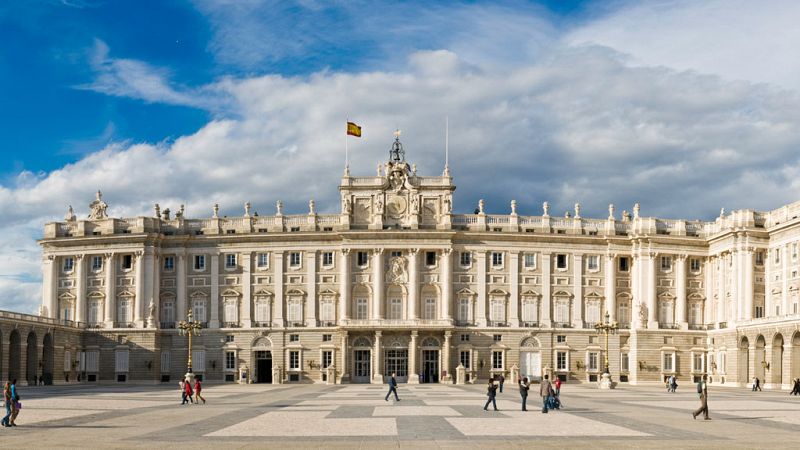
[
  {"x1": 444, "y1": 116, "x2": 450, "y2": 176},
  {"x1": 345, "y1": 117, "x2": 349, "y2": 174}
]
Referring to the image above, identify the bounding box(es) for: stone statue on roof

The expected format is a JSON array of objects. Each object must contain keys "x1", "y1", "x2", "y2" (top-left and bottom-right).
[{"x1": 88, "y1": 190, "x2": 108, "y2": 220}]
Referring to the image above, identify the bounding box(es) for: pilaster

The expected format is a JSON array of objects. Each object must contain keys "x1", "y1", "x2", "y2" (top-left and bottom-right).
[
  {"x1": 541, "y1": 252, "x2": 551, "y2": 327},
  {"x1": 274, "y1": 252, "x2": 284, "y2": 325},
  {"x1": 676, "y1": 254, "x2": 687, "y2": 329},
  {"x1": 242, "y1": 251, "x2": 253, "y2": 327},
  {"x1": 372, "y1": 249, "x2": 384, "y2": 320},
  {"x1": 75, "y1": 254, "x2": 86, "y2": 323},
  {"x1": 441, "y1": 248, "x2": 452, "y2": 321},
  {"x1": 305, "y1": 251, "x2": 316, "y2": 327},
  {"x1": 646, "y1": 252, "x2": 657, "y2": 329},
  {"x1": 134, "y1": 250, "x2": 144, "y2": 327},
  {"x1": 105, "y1": 252, "x2": 116, "y2": 326},
  {"x1": 604, "y1": 253, "x2": 615, "y2": 320},
  {"x1": 573, "y1": 253, "x2": 583, "y2": 328},
  {"x1": 339, "y1": 249, "x2": 351, "y2": 321},
  {"x1": 408, "y1": 331, "x2": 419, "y2": 383},
  {"x1": 408, "y1": 249, "x2": 419, "y2": 320},
  {"x1": 372, "y1": 330, "x2": 383, "y2": 383},
  {"x1": 476, "y1": 251, "x2": 487, "y2": 327},
  {"x1": 209, "y1": 253, "x2": 220, "y2": 328},
  {"x1": 509, "y1": 251, "x2": 520, "y2": 327}
]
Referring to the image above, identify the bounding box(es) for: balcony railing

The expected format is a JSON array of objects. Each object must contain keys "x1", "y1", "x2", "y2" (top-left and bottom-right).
[
  {"x1": 252, "y1": 321, "x2": 272, "y2": 328},
  {"x1": 688, "y1": 324, "x2": 707, "y2": 331},
  {"x1": 553, "y1": 322, "x2": 572, "y2": 328},
  {"x1": 320, "y1": 321, "x2": 337, "y2": 327},
  {"x1": 718, "y1": 322, "x2": 727, "y2": 329},
  {"x1": 287, "y1": 321, "x2": 305, "y2": 327},
  {"x1": 454, "y1": 320, "x2": 474, "y2": 326},
  {"x1": 488, "y1": 321, "x2": 508, "y2": 327},
  {"x1": 113, "y1": 321, "x2": 134, "y2": 328},
  {"x1": 160, "y1": 321, "x2": 176, "y2": 329},
  {"x1": 584, "y1": 322, "x2": 599, "y2": 329},
  {"x1": 658, "y1": 323, "x2": 680, "y2": 330},
  {"x1": 521, "y1": 321, "x2": 539, "y2": 328},
  {"x1": 223, "y1": 322, "x2": 240, "y2": 328},
  {"x1": 618, "y1": 323, "x2": 631, "y2": 329}
]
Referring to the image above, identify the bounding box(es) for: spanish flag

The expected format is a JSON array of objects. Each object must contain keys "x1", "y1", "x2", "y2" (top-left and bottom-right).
[{"x1": 346, "y1": 121, "x2": 362, "y2": 137}]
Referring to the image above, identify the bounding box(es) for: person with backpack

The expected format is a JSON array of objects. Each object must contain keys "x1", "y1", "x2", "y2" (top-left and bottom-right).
[
  {"x1": 540, "y1": 374, "x2": 553, "y2": 414},
  {"x1": 692, "y1": 374, "x2": 710, "y2": 420},
  {"x1": 483, "y1": 377, "x2": 498, "y2": 411},
  {"x1": 518, "y1": 377, "x2": 530, "y2": 411}
]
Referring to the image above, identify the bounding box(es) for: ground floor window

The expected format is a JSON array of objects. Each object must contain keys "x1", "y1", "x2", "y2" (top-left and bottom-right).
[
  {"x1": 556, "y1": 351, "x2": 568, "y2": 371},
  {"x1": 289, "y1": 351, "x2": 300, "y2": 370},
  {"x1": 322, "y1": 351, "x2": 333, "y2": 368},
  {"x1": 663, "y1": 352, "x2": 675, "y2": 372},
  {"x1": 384, "y1": 349, "x2": 408, "y2": 377},
  {"x1": 161, "y1": 351, "x2": 171, "y2": 373},
  {"x1": 459, "y1": 350, "x2": 471, "y2": 369},
  {"x1": 492, "y1": 351, "x2": 503, "y2": 370},
  {"x1": 225, "y1": 351, "x2": 236, "y2": 370},
  {"x1": 587, "y1": 352, "x2": 599, "y2": 371},
  {"x1": 693, "y1": 352, "x2": 704, "y2": 372},
  {"x1": 621, "y1": 353, "x2": 629, "y2": 372}
]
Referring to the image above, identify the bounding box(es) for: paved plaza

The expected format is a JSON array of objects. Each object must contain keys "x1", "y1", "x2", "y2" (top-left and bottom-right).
[{"x1": 2, "y1": 382, "x2": 799, "y2": 449}]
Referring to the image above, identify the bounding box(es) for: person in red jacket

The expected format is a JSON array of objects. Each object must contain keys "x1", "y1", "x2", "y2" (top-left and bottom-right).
[
  {"x1": 194, "y1": 379, "x2": 206, "y2": 404},
  {"x1": 554, "y1": 377, "x2": 562, "y2": 396}
]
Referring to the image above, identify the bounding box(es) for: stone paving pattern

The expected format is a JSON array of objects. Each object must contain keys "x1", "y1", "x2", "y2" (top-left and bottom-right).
[{"x1": 1, "y1": 382, "x2": 800, "y2": 448}]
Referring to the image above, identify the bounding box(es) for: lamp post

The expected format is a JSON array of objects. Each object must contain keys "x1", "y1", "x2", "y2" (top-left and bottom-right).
[
  {"x1": 595, "y1": 311, "x2": 619, "y2": 389},
  {"x1": 178, "y1": 308, "x2": 202, "y2": 381}
]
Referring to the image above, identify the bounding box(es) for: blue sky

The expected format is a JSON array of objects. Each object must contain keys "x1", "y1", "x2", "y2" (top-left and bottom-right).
[{"x1": 2, "y1": 0, "x2": 800, "y2": 313}]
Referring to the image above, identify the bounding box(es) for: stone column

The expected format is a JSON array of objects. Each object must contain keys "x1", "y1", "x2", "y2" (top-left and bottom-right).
[
  {"x1": 42, "y1": 255, "x2": 57, "y2": 319},
  {"x1": 340, "y1": 331, "x2": 349, "y2": 382},
  {"x1": 541, "y1": 252, "x2": 552, "y2": 327},
  {"x1": 75, "y1": 254, "x2": 86, "y2": 323},
  {"x1": 305, "y1": 251, "x2": 316, "y2": 327},
  {"x1": 730, "y1": 246, "x2": 739, "y2": 323},
  {"x1": 704, "y1": 256, "x2": 713, "y2": 326},
  {"x1": 210, "y1": 253, "x2": 220, "y2": 328},
  {"x1": 408, "y1": 331, "x2": 419, "y2": 383},
  {"x1": 152, "y1": 251, "x2": 161, "y2": 328},
  {"x1": 573, "y1": 253, "x2": 583, "y2": 328},
  {"x1": 408, "y1": 249, "x2": 419, "y2": 320},
  {"x1": 105, "y1": 253, "x2": 116, "y2": 326},
  {"x1": 646, "y1": 253, "x2": 657, "y2": 329},
  {"x1": 242, "y1": 251, "x2": 253, "y2": 327},
  {"x1": 372, "y1": 331, "x2": 383, "y2": 383},
  {"x1": 631, "y1": 247, "x2": 641, "y2": 329},
  {"x1": 604, "y1": 253, "x2": 615, "y2": 321},
  {"x1": 143, "y1": 248, "x2": 155, "y2": 327},
  {"x1": 509, "y1": 251, "x2": 520, "y2": 327},
  {"x1": 476, "y1": 251, "x2": 487, "y2": 326},
  {"x1": 176, "y1": 253, "x2": 186, "y2": 322},
  {"x1": 765, "y1": 250, "x2": 772, "y2": 317},
  {"x1": 274, "y1": 252, "x2": 284, "y2": 326},
  {"x1": 441, "y1": 249, "x2": 452, "y2": 321},
  {"x1": 134, "y1": 250, "x2": 144, "y2": 327},
  {"x1": 718, "y1": 253, "x2": 726, "y2": 323},
  {"x1": 443, "y1": 331, "x2": 452, "y2": 382},
  {"x1": 676, "y1": 254, "x2": 687, "y2": 329},
  {"x1": 372, "y1": 249, "x2": 384, "y2": 320},
  {"x1": 744, "y1": 248, "x2": 754, "y2": 320},
  {"x1": 782, "y1": 244, "x2": 789, "y2": 316},
  {"x1": 339, "y1": 249, "x2": 351, "y2": 321}
]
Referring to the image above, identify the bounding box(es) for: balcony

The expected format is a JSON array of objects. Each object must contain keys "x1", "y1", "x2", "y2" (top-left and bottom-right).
[
  {"x1": 718, "y1": 322, "x2": 727, "y2": 329},
  {"x1": 287, "y1": 321, "x2": 306, "y2": 327},
  {"x1": 658, "y1": 323, "x2": 680, "y2": 330},
  {"x1": 113, "y1": 322, "x2": 134, "y2": 328},
  {"x1": 553, "y1": 322, "x2": 572, "y2": 328},
  {"x1": 584, "y1": 322, "x2": 599, "y2": 329},
  {"x1": 520, "y1": 321, "x2": 539, "y2": 328},
  {"x1": 618, "y1": 323, "x2": 631, "y2": 329},
  {"x1": 454, "y1": 320, "x2": 474, "y2": 326},
  {"x1": 688, "y1": 324, "x2": 707, "y2": 331},
  {"x1": 223, "y1": 322, "x2": 241, "y2": 328},
  {"x1": 320, "y1": 321, "x2": 337, "y2": 327},
  {"x1": 252, "y1": 321, "x2": 272, "y2": 328},
  {"x1": 160, "y1": 321, "x2": 176, "y2": 329},
  {"x1": 488, "y1": 321, "x2": 508, "y2": 327}
]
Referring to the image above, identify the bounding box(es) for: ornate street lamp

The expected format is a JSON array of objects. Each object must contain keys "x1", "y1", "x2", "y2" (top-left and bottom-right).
[
  {"x1": 595, "y1": 311, "x2": 619, "y2": 388},
  {"x1": 178, "y1": 308, "x2": 202, "y2": 381}
]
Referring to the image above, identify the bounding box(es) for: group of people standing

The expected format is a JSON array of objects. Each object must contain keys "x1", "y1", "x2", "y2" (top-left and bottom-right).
[
  {"x1": 179, "y1": 378, "x2": 205, "y2": 405},
  {"x1": 485, "y1": 374, "x2": 562, "y2": 413},
  {"x1": 666, "y1": 375, "x2": 678, "y2": 393},
  {"x1": 2, "y1": 380, "x2": 20, "y2": 427}
]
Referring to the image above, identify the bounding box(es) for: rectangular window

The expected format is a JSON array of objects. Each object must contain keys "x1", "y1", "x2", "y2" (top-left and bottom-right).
[
  {"x1": 163, "y1": 256, "x2": 174, "y2": 271},
  {"x1": 388, "y1": 298, "x2": 403, "y2": 320},
  {"x1": 322, "y1": 351, "x2": 333, "y2": 368},
  {"x1": 161, "y1": 351, "x2": 170, "y2": 373},
  {"x1": 115, "y1": 350, "x2": 129, "y2": 373},
  {"x1": 493, "y1": 334, "x2": 502, "y2": 342},
  {"x1": 458, "y1": 298, "x2": 470, "y2": 322},
  {"x1": 255, "y1": 301, "x2": 270, "y2": 323},
  {"x1": 492, "y1": 351, "x2": 503, "y2": 369},
  {"x1": 225, "y1": 254, "x2": 237, "y2": 269},
  {"x1": 756, "y1": 251, "x2": 764, "y2": 266},
  {"x1": 588, "y1": 352, "x2": 599, "y2": 371},
  {"x1": 257, "y1": 253, "x2": 269, "y2": 268},
  {"x1": 524, "y1": 253, "x2": 537, "y2": 268},
  {"x1": 322, "y1": 252, "x2": 334, "y2": 267},
  {"x1": 225, "y1": 351, "x2": 236, "y2": 370},
  {"x1": 225, "y1": 335, "x2": 235, "y2": 343},
  {"x1": 390, "y1": 251, "x2": 402, "y2": 258},
  {"x1": 755, "y1": 305, "x2": 764, "y2": 318},
  {"x1": 122, "y1": 254, "x2": 133, "y2": 270},
  {"x1": 586, "y1": 255, "x2": 599, "y2": 271},
  {"x1": 357, "y1": 251, "x2": 369, "y2": 267},
  {"x1": 621, "y1": 353, "x2": 629, "y2": 372},
  {"x1": 556, "y1": 254, "x2": 567, "y2": 269},
  {"x1": 320, "y1": 301, "x2": 335, "y2": 322},
  {"x1": 460, "y1": 350, "x2": 471, "y2": 369},
  {"x1": 556, "y1": 335, "x2": 566, "y2": 343},
  {"x1": 426, "y1": 251, "x2": 437, "y2": 266},
  {"x1": 322, "y1": 334, "x2": 332, "y2": 342},
  {"x1": 193, "y1": 350, "x2": 205, "y2": 372},
  {"x1": 661, "y1": 256, "x2": 672, "y2": 271},
  {"x1": 224, "y1": 301, "x2": 237, "y2": 323},
  {"x1": 355, "y1": 298, "x2": 368, "y2": 320},
  {"x1": 460, "y1": 252, "x2": 471, "y2": 266},
  {"x1": 194, "y1": 255, "x2": 206, "y2": 270},
  {"x1": 192, "y1": 299, "x2": 206, "y2": 322},
  {"x1": 491, "y1": 301, "x2": 505, "y2": 323},
  {"x1": 775, "y1": 248, "x2": 781, "y2": 265},
  {"x1": 91, "y1": 256, "x2": 103, "y2": 271},
  {"x1": 619, "y1": 257, "x2": 629, "y2": 272},
  {"x1": 289, "y1": 334, "x2": 299, "y2": 342},
  {"x1": 287, "y1": 301, "x2": 302, "y2": 323},
  {"x1": 491, "y1": 252, "x2": 503, "y2": 267},
  {"x1": 690, "y1": 258, "x2": 700, "y2": 272},
  {"x1": 522, "y1": 301, "x2": 538, "y2": 323},
  {"x1": 289, "y1": 351, "x2": 300, "y2": 370},
  {"x1": 85, "y1": 350, "x2": 99, "y2": 372},
  {"x1": 663, "y1": 353, "x2": 674, "y2": 372},
  {"x1": 556, "y1": 351, "x2": 568, "y2": 371},
  {"x1": 423, "y1": 298, "x2": 436, "y2": 320},
  {"x1": 693, "y1": 353, "x2": 704, "y2": 372},
  {"x1": 460, "y1": 333, "x2": 470, "y2": 342},
  {"x1": 289, "y1": 252, "x2": 301, "y2": 267}
]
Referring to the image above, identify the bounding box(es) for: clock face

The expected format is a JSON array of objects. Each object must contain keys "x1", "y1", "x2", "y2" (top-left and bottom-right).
[{"x1": 387, "y1": 195, "x2": 407, "y2": 219}]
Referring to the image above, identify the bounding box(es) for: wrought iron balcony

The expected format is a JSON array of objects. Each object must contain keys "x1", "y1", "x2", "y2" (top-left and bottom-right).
[
  {"x1": 553, "y1": 322, "x2": 572, "y2": 328},
  {"x1": 223, "y1": 322, "x2": 240, "y2": 328},
  {"x1": 252, "y1": 321, "x2": 272, "y2": 328},
  {"x1": 287, "y1": 321, "x2": 306, "y2": 327},
  {"x1": 160, "y1": 321, "x2": 176, "y2": 329},
  {"x1": 320, "y1": 321, "x2": 337, "y2": 327},
  {"x1": 488, "y1": 321, "x2": 508, "y2": 327},
  {"x1": 688, "y1": 324, "x2": 707, "y2": 330},
  {"x1": 521, "y1": 321, "x2": 540, "y2": 328},
  {"x1": 454, "y1": 320, "x2": 474, "y2": 326},
  {"x1": 658, "y1": 323, "x2": 680, "y2": 330},
  {"x1": 114, "y1": 321, "x2": 134, "y2": 328}
]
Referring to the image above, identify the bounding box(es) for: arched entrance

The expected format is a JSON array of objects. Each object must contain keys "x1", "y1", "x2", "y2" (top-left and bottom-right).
[
  {"x1": 754, "y1": 335, "x2": 766, "y2": 383},
  {"x1": 8, "y1": 330, "x2": 20, "y2": 381},
  {"x1": 420, "y1": 337, "x2": 440, "y2": 383},
  {"x1": 352, "y1": 336, "x2": 372, "y2": 384},
  {"x1": 772, "y1": 334, "x2": 784, "y2": 387},
  {"x1": 519, "y1": 337, "x2": 542, "y2": 381},
  {"x1": 738, "y1": 336, "x2": 749, "y2": 385},
  {"x1": 42, "y1": 333, "x2": 55, "y2": 385},
  {"x1": 251, "y1": 337, "x2": 273, "y2": 383},
  {"x1": 26, "y1": 331, "x2": 38, "y2": 385},
  {"x1": 792, "y1": 332, "x2": 800, "y2": 380}
]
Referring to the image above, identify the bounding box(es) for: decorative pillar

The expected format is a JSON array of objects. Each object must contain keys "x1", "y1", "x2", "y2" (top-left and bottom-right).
[
  {"x1": 134, "y1": 250, "x2": 144, "y2": 327},
  {"x1": 305, "y1": 251, "x2": 316, "y2": 327},
  {"x1": 509, "y1": 251, "x2": 520, "y2": 327},
  {"x1": 647, "y1": 252, "x2": 657, "y2": 329},
  {"x1": 340, "y1": 331, "x2": 349, "y2": 382},
  {"x1": 143, "y1": 248, "x2": 155, "y2": 327},
  {"x1": 274, "y1": 252, "x2": 284, "y2": 326},
  {"x1": 604, "y1": 253, "x2": 615, "y2": 320},
  {"x1": 676, "y1": 254, "x2": 687, "y2": 329},
  {"x1": 782, "y1": 244, "x2": 789, "y2": 316},
  {"x1": 75, "y1": 254, "x2": 86, "y2": 323},
  {"x1": 541, "y1": 252, "x2": 552, "y2": 327},
  {"x1": 209, "y1": 253, "x2": 220, "y2": 328},
  {"x1": 408, "y1": 331, "x2": 419, "y2": 383},
  {"x1": 372, "y1": 330, "x2": 383, "y2": 383},
  {"x1": 631, "y1": 245, "x2": 641, "y2": 329},
  {"x1": 744, "y1": 248, "x2": 754, "y2": 320},
  {"x1": 765, "y1": 250, "x2": 772, "y2": 317},
  {"x1": 730, "y1": 246, "x2": 739, "y2": 324},
  {"x1": 408, "y1": 249, "x2": 419, "y2": 320},
  {"x1": 476, "y1": 251, "x2": 487, "y2": 326},
  {"x1": 152, "y1": 251, "x2": 161, "y2": 328},
  {"x1": 339, "y1": 249, "x2": 351, "y2": 321},
  {"x1": 718, "y1": 253, "x2": 726, "y2": 323},
  {"x1": 443, "y1": 331, "x2": 452, "y2": 382},
  {"x1": 42, "y1": 255, "x2": 57, "y2": 319},
  {"x1": 105, "y1": 253, "x2": 116, "y2": 326},
  {"x1": 704, "y1": 256, "x2": 713, "y2": 326},
  {"x1": 573, "y1": 253, "x2": 583, "y2": 328},
  {"x1": 372, "y1": 249, "x2": 384, "y2": 320},
  {"x1": 441, "y1": 248, "x2": 452, "y2": 321},
  {"x1": 176, "y1": 252, "x2": 186, "y2": 323},
  {"x1": 242, "y1": 251, "x2": 253, "y2": 327}
]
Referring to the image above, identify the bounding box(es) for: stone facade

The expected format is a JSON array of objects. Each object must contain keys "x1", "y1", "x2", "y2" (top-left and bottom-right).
[{"x1": 27, "y1": 138, "x2": 800, "y2": 387}]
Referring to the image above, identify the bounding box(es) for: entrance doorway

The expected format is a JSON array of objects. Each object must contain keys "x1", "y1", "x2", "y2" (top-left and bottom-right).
[
  {"x1": 422, "y1": 350, "x2": 439, "y2": 383},
  {"x1": 255, "y1": 351, "x2": 273, "y2": 383},
  {"x1": 384, "y1": 349, "x2": 408, "y2": 383},
  {"x1": 353, "y1": 350, "x2": 371, "y2": 383},
  {"x1": 520, "y1": 351, "x2": 542, "y2": 382}
]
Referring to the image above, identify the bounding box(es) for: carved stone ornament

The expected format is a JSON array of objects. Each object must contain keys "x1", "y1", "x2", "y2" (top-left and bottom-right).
[
  {"x1": 637, "y1": 302, "x2": 648, "y2": 324},
  {"x1": 65, "y1": 205, "x2": 76, "y2": 222},
  {"x1": 387, "y1": 256, "x2": 408, "y2": 283},
  {"x1": 88, "y1": 190, "x2": 109, "y2": 220},
  {"x1": 386, "y1": 195, "x2": 407, "y2": 219}
]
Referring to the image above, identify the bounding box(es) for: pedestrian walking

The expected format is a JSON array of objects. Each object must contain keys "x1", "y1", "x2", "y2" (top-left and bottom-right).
[
  {"x1": 180, "y1": 379, "x2": 187, "y2": 404},
  {"x1": 518, "y1": 377, "x2": 530, "y2": 411},
  {"x1": 791, "y1": 378, "x2": 800, "y2": 395},
  {"x1": 499, "y1": 374, "x2": 505, "y2": 393},
  {"x1": 8, "y1": 379, "x2": 19, "y2": 426},
  {"x1": 752, "y1": 377, "x2": 758, "y2": 392},
  {"x1": 483, "y1": 378, "x2": 498, "y2": 411},
  {"x1": 185, "y1": 378, "x2": 194, "y2": 404},
  {"x1": 670, "y1": 375, "x2": 678, "y2": 393},
  {"x1": 194, "y1": 378, "x2": 206, "y2": 404},
  {"x1": 1, "y1": 382, "x2": 11, "y2": 427},
  {"x1": 540, "y1": 374, "x2": 553, "y2": 414},
  {"x1": 554, "y1": 377, "x2": 562, "y2": 396},
  {"x1": 384, "y1": 373, "x2": 400, "y2": 402},
  {"x1": 692, "y1": 374, "x2": 710, "y2": 420}
]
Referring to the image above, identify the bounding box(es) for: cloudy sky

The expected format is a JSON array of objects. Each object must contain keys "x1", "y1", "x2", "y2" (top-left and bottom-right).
[{"x1": 2, "y1": 0, "x2": 800, "y2": 314}]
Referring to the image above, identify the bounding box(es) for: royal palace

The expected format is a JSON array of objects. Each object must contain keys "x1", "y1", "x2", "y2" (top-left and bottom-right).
[{"x1": 3, "y1": 136, "x2": 800, "y2": 389}]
